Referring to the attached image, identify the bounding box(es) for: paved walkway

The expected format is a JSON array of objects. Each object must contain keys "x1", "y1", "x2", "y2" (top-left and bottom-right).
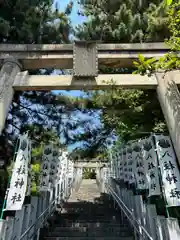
[{"x1": 69, "y1": 179, "x2": 100, "y2": 202}]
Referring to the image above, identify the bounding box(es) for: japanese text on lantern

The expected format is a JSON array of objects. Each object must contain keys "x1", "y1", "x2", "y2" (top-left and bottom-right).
[{"x1": 6, "y1": 133, "x2": 30, "y2": 210}]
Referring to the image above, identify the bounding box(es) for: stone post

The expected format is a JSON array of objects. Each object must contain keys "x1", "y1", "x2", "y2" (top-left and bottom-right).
[
  {"x1": 128, "y1": 190, "x2": 133, "y2": 211},
  {"x1": 12, "y1": 208, "x2": 25, "y2": 240},
  {"x1": 45, "y1": 191, "x2": 50, "y2": 210},
  {"x1": 166, "y1": 218, "x2": 180, "y2": 240},
  {"x1": 0, "y1": 217, "x2": 14, "y2": 240},
  {"x1": 0, "y1": 57, "x2": 22, "y2": 134},
  {"x1": 28, "y1": 196, "x2": 38, "y2": 238},
  {"x1": 21, "y1": 204, "x2": 31, "y2": 238},
  {"x1": 34, "y1": 196, "x2": 43, "y2": 240},
  {"x1": 0, "y1": 219, "x2": 7, "y2": 240},
  {"x1": 55, "y1": 183, "x2": 60, "y2": 204},
  {"x1": 145, "y1": 204, "x2": 157, "y2": 240},
  {"x1": 36, "y1": 196, "x2": 43, "y2": 219},
  {"x1": 155, "y1": 70, "x2": 180, "y2": 165},
  {"x1": 154, "y1": 216, "x2": 167, "y2": 240},
  {"x1": 42, "y1": 192, "x2": 47, "y2": 212},
  {"x1": 134, "y1": 195, "x2": 143, "y2": 224},
  {"x1": 5, "y1": 217, "x2": 14, "y2": 240}
]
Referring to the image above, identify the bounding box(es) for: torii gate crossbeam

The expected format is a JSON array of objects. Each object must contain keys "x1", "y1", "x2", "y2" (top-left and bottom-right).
[
  {"x1": 0, "y1": 42, "x2": 169, "y2": 69},
  {"x1": 0, "y1": 41, "x2": 180, "y2": 169}
]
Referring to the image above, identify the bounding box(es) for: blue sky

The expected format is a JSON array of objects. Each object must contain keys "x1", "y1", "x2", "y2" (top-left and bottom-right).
[
  {"x1": 56, "y1": 0, "x2": 85, "y2": 27},
  {"x1": 53, "y1": 1, "x2": 101, "y2": 151},
  {"x1": 53, "y1": 0, "x2": 86, "y2": 97}
]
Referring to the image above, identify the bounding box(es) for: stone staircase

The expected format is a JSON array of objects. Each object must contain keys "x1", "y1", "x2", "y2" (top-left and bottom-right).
[{"x1": 41, "y1": 179, "x2": 134, "y2": 240}]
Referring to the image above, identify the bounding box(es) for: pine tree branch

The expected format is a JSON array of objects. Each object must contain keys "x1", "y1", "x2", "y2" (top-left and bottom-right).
[{"x1": 11, "y1": 123, "x2": 20, "y2": 131}]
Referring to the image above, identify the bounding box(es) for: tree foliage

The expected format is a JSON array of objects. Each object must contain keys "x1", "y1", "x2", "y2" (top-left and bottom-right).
[
  {"x1": 0, "y1": 0, "x2": 77, "y2": 202},
  {"x1": 0, "y1": 0, "x2": 74, "y2": 166},
  {"x1": 72, "y1": 0, "x2": 171, "y2": 157},
  {"x1": 89, "y1": 89, "x2": 166, "y2": 142},
  {"x1": 134, "y1": 0, "x2": 180, "y2": 74},
  {"x1": 164, "y1": 0, "x2": 173, "y2": 6},
  {"x1": 0, "y1": 0, "x2": 73, "y2": 43},
  {"x1": 83, "y1": 168, "x2": 96, "y2": 179},
  {"x1": 76, "y1": 0, "x2": 169, "y2": 43}
]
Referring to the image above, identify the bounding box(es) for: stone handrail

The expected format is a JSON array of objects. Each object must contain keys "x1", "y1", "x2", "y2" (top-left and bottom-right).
[{"x1": 105, "y1": 182, "x2": 154, "y2": 240}]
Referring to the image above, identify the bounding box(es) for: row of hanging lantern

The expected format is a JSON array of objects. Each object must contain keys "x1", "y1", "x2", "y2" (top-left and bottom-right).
[
  {"x1": 108, "y1": 134, "x2": 180, "y2": 207},
  {"x1": 4, "y1": 132, "x2": 74, "y2": 212},
  {"x1": 40, "y1": 144, "x2": 71, "y2": 199}
]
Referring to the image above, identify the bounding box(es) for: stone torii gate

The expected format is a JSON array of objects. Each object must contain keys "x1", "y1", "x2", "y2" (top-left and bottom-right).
[
  {"x1": 74, "y1": 161, "x2": 107, "y2": 169},
  {"x1": 74, "y1": 159, "x2": 107, "y2": 178},
  {"x1": 0, "y1": 41, "x2": 180, "y2": 165}
]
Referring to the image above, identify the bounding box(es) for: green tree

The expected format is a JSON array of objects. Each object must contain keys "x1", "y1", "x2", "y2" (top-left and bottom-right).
[
  {"x1": 117, "y1": 0, "x2": 180, "y2": 219},
  {"x1": 0, "y1": 0, "x2": 79, "y2": 204},
  {"x1": 76, "y1": 0, "x2": 169, "y2": 42},
  {"x1": 0, "y1": 0, "x2": 73, "y2": 44},
  {"x1": 134, "y1": 0, "x2": 180, "y2": 73},
  {"x1": 72, "y1": 0, "x2": 171, "y2": 155},
  {"x1": 0, "y1": 0, "x2": 74, "y2": 165}
]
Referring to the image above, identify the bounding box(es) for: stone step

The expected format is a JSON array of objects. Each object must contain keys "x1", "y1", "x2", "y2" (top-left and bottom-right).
[
  {"x1": 52, "y1": 220, "x2": 127, "y2": 226},
  {"x1": 56, "y1": 214, "x2": 126, "y2": 222},
  {"x1": 62, "y1": 206, "x2": 118, "y2": 210},
  {"x1": 53, "y1": 223, "x2": 131, "y2": 231},
  {"x1": 59, "y1": 212, "x2": 119, "y2": 217},
  {"x1": 61, "y1": 209, "x2": 116, "y2": 213},
  {"x1": 60, "y1": 214, "x2": 120, "y2": 218},
  {"x1": 56, "y1": 213, "x2": 121, "y2": 218},
  {"x1": 48, "y1": 230, "x2": 133, "y2": 237},
  {"x1": 56, "y1": 214, "x2": 120, "y2": 222},
  {"x1": 54, "y1": 221, "x2": 126, "y2": 226},
  {"x1": 63, "y1": 203, "x2": 113, "y2": 207},
  {"x1": 61, "y1": 205, "x2": 117, "y2": 208},
  {"x1": 61, "y1": 212, "x2": 118, "y2": 216},
  {"x1": 40, "y1": 180, "x2": 133, "y2": 240},
  {"x1": 61, "y1": 209, "x2": 117, "y2": 213},
  {"x1": 59, "y1": 213, "x2": 120, "y2": 218},
  {"x1": 55, "y1": 215, "x2": 121, "y2": 219},
  {"x1": 62, "y1": 205, "x2": 114, "y2": 210},
  {"x1": 44, "y1": 237, "x2": 134, "y2": 240},
  {"x1": 52, "y1": 226, "x2": 131, "y2": 232},
  {"x1": 63, "y1": 202, "x2": 114, "y2": 206},
  {"x1": 54, "y1": 223, "x2": 129, "y2": 228}
]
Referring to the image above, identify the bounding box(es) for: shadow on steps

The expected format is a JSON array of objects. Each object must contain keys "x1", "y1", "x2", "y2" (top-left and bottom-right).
[{"x1": 39, "y1": 192, "x2": 133, "y2": 240}]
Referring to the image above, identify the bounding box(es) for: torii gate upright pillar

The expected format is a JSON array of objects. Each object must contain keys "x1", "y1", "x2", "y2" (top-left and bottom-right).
[
  {"x1": 0, "y1": 56, "x2": 22, "y2": 134},
  {"x1": 155, "y1": 71, "x2": 180, "y2": 165}
]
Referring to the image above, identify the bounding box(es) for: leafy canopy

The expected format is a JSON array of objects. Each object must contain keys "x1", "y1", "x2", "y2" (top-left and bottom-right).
[
  {"x1": 71, "y1": 0, "x2": 170, "y2": 159},
  {"x1": 134, "y1": 0, "x2": 180, "y2": 74}
]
